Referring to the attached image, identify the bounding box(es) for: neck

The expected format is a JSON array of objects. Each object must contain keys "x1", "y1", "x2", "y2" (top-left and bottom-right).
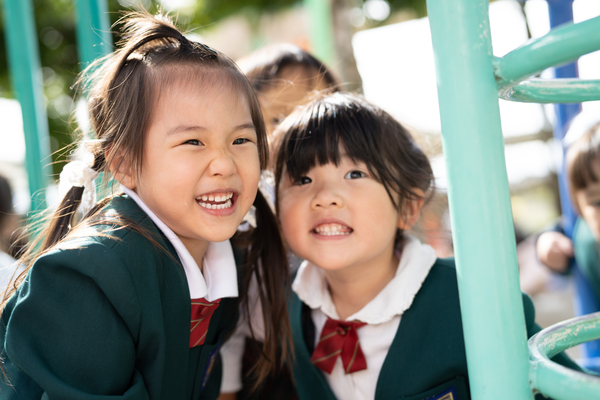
[
  {"x1": 324, "y1": 251, "x2": 399, "y2": 320},
  {"x1": 180, "y1": 237, "x2": 210, "y2": 272}
]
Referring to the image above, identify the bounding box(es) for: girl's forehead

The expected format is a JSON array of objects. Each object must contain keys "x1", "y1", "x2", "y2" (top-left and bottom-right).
[
  {"x1": 152, "y1": 70, "x2": 252, "y2": 113},
  {"x1": 156, "y1": 67, "x2": 243, "y2": 96}
]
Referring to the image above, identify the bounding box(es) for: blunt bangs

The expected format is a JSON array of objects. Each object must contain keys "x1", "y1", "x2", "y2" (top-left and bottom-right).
[
  {"x1": 278, "y1": 96, "x2": 379, "y2": 182},
  {"x1": 274, "y1": 92, "x2": 434, "y2": 210}
]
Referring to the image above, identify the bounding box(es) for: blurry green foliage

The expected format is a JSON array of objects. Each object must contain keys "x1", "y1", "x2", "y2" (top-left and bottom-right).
[{"x1": 390, "y1": 0, "x2": 427, "y2": 18}]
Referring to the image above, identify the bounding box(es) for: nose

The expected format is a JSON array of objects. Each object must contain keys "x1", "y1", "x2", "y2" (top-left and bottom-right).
[
  {"x1": 310, "y1": 183, "x2": 344, "y2": 209},
  {"x1": 207, "y1": 148, "x2": 236, "y2": 178}
]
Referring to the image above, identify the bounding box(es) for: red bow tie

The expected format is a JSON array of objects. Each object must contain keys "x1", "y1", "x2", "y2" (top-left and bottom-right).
[
  {"x1": 190, "y1": 298, "x2": 221, "y2": 347},
  {"x1": 310, "y1": 318, "x2": 368, "y2": 374}
]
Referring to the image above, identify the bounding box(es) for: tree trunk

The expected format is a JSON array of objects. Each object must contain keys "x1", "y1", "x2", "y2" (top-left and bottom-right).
[{"x1": 331, "y1": 0, "x2": 363, "y2": 92}]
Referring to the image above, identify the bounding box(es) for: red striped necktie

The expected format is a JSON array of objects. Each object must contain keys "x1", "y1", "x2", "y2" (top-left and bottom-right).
[
  {"x1": 310, "y1": 318, "x2": 368, "y2": 374},
  {"x1": 190, "y1": 298, "x2": 221, "y2": 348}
]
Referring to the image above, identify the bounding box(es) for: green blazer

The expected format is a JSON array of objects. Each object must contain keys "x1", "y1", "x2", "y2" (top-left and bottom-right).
[
  {"x1": 573, "y1": 218, "x2": 600, "y2": 302},
  {"x1": 289, "y1": 258, "x2": 579, "y2": 400},
  {"x1": 0, "y1": 195, "x2": 239, "y2": 400}
]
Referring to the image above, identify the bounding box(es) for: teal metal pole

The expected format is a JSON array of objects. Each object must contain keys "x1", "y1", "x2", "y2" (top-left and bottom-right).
[
  {"x1": 500, "y1": 78, "x2": 600, "y2": 103},
  {"x1": 73, "y1": 0, "x2": 112, "y2": 68},
  {"x1": 426, "y1": 0, "x2": 533, "y2": 399},
  {"x1": 2, "y1": 0, "x2": 51, "y2": 212},
  {"x1": 495, "y1": 15, "x2": 600, "y2": 86},
  {"x1": 303, "y1": 0, "x2": 336, "y2": 67}
]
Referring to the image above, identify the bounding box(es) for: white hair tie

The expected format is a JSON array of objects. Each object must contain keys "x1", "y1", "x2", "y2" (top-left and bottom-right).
[
  {"x1": 58, "y1": 151, "x2": 99, "y2": 217},
  {"x1": 258, "y1": 170, "x2": 276, "y2": 212}
]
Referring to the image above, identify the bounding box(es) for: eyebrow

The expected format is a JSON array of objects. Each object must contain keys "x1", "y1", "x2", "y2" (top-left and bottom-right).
[{"x1": 166, "y1": 123, "x2": 256, "y2": 136}]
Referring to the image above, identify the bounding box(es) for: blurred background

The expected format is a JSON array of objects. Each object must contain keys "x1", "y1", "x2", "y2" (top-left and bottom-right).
[{"x1": 1, "y1": 0, "x2": 599, "y2": 355}]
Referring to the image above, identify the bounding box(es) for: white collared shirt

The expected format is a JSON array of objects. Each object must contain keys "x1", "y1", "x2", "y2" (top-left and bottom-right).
[
  {"x1": 293, "y1": 235, "x2": 437, "y2": 400},
  {"x1": 123, "y1": 187, "x2": 238, "y2": 301},
  {"x1": 0, "y1": 250, "x2": 20, "y2": 294}
]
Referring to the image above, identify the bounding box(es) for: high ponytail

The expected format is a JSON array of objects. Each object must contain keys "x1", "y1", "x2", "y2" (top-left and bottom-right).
[{"x1": 41, "y1": 186, "x2": 84, "y2": 250}]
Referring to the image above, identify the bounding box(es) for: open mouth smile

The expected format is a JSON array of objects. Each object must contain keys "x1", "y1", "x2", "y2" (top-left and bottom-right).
[
  {"x1": 196, "y1": 192, "x2": 234, "y2": 210},
  {"x1": 313, "y1": 223, "x2": 353, "y2": 236}
]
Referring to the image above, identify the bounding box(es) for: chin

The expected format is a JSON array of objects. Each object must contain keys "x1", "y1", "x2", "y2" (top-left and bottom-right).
[{"x1": 308, "y1": 260, "x2": 348, "y2": 272}]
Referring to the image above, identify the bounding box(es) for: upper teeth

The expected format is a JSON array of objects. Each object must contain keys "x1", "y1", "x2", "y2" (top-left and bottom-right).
[
  {"x1": 314, "y1": 224, "x2": 351, "y2": 236},
  {"x1": 197, "y1": 192, "x2": 234, "y2": 209},
  {"x1": 199, "y1": 193, "x2": 233, "y2": 202},
  {"x1": 198, "y1": 199, "x2": 233, "y2": 210}
]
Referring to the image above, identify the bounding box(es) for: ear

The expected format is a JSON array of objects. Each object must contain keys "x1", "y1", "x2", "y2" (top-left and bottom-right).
[
  {"x1": 107, "y1": 149, "x2": 136, "y2": 190},
  {"x1": 397, "y1": 189, "x2": 425, "y2": 230}
]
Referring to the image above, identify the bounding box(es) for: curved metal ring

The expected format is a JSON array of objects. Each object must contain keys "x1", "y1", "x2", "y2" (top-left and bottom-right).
[{"x1": 529, "y1": 312, "x2": 600, "y2": 399}]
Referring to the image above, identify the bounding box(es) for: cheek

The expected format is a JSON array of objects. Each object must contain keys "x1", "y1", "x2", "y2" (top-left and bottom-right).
[
  {"x1": 277, "y1": 197, "x2": 302, "y2": 241},
  {"x1": 260, "y1": 110, "x2": 274, "y2": 136},
  {"x1": 583, "y1": 208, "x2": 600, "y2": 240},
  {"x1": 239, "y1": 149, "x2": 261, "y2": 181}
]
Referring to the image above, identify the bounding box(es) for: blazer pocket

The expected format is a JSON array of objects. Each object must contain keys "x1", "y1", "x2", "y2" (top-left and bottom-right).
[{"x1": 398, "y1": 375, "x2": 469, "y2": 400}]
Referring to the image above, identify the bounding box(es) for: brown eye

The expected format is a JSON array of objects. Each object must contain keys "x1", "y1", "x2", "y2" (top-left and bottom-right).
[
  {"x1": 295, "y1": 176, "x2": 312, "y2": 186},
  {"x1": 345, "y1": 170, "x2": 366, "y2": 179}
]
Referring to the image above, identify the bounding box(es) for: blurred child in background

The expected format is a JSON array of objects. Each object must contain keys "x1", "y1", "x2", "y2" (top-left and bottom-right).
[
  {"x1": 537, "y1": 119, "x2": 600, "y2": 301},
  {"x1": 238, "y1": 43, "x2": 339, "y2": 137}
]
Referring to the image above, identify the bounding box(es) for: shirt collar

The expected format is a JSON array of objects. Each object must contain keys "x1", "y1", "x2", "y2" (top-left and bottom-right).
[
  {"x1": 292, "y1": 235, "x2": 437, "y2": 324},
  {"x1": 122, "y1": 186, "x2": 238, "y2": 301}
]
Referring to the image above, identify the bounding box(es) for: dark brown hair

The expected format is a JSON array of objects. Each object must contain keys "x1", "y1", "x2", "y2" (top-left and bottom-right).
[
  {"x1": 0, "y1": 175, "x2": 12, "y2": 233},
  {"x1": 2, "y1": 11, "x2": 291, "y2": 385},
  {"x1": 237, "y1": 43, "x2": 339, "y2": 94},
  {"x1": 567, "y1": 122, "x2": 600, "y2": 214},
  {"x1": 272, "y1": 92, "x2": 434, "y2": 244}
]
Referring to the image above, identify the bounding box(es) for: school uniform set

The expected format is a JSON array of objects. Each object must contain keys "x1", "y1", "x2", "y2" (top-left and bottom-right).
[
  {"x1": 289, "y1": 236, "x2": 579, "y2": 400},
  {"x1": 0, "y1": 189, "x2": 241, "y2": 400}
]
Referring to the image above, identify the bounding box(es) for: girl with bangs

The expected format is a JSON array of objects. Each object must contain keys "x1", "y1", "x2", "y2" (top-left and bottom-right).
[
  {"x1": 272, "y1": 92, "x2": 578, "y2": 400},
  {"x1": 0, "y1": 11, "x2": 290, "y2": 400}
]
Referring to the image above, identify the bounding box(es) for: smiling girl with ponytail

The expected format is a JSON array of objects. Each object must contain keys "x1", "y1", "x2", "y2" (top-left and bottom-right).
[{"x1": 0, "y1": 11, "x2": 291, "y2": 400}]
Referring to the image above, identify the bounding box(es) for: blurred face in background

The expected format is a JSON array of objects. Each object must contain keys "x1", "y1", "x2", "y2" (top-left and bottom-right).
[
  {"x1": 575, "y1": 160, "x2": 600, "y2": 242},
  {"x1": 258, "y1": 66, "x2": 330, "y2": 136}
]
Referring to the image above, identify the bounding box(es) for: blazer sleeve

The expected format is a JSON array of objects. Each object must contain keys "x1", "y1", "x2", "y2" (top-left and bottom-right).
[
  {"x1": 522, "y1": 293, "x2": 582, "y2": 372},
  {"x1": 4, "y1": 241, "x2": 149, "y2": 400}
]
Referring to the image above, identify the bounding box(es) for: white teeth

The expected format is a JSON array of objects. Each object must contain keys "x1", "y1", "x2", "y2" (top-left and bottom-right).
[
  {"x1": 197, "y1": 199, "x2": 233, "y2": 210},
  {"x1": 318, "y1": 231, "x2": 351, "y2": 236},
  {"x1": 314, "y1": 224, "x2": 350, "y2": 236},
  {"x1": 196, "y1": 192, "x2": 234, "y2": 208}
]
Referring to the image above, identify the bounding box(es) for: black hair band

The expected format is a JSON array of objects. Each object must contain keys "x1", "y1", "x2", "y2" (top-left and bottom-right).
[{"x1": 177, "y1": 33, "x2": 218, "y2": 56}]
